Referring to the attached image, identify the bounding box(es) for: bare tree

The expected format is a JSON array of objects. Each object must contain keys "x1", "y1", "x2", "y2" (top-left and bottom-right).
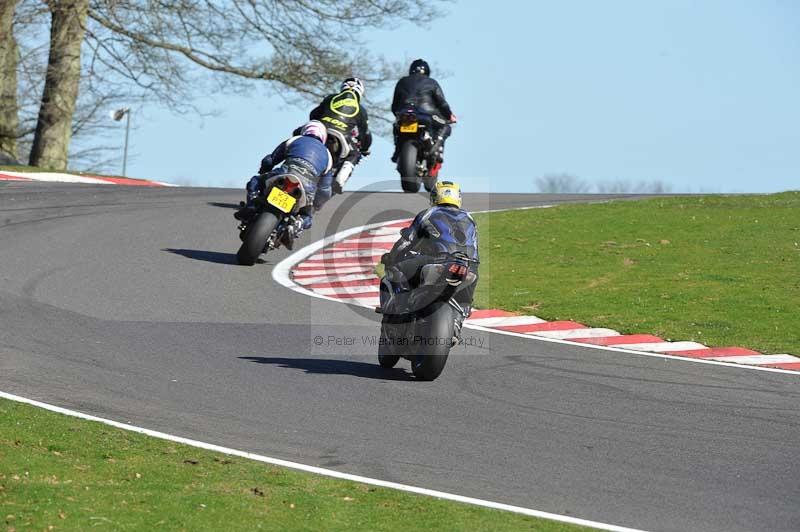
[
  {"x1": 29, "y1": 0, "x2": 90, "y2": 169},
  {"x1": 8, "y1": 1, "x2": 136, "y2": 170},
  {"x1": 534, "y1": 173, "x2": 591, "y2": 193},
  {"x1": 0, "y1": 0, "x2": 21, "y2": 162},
  {"x1": 595, "y1": 179, "x2": 673, "y2": 193},
  {"x1": 85, "y1": 1, "x2": 437, "y2": 107},
  {"x1": 5, "y1": 1, "x2": 47, "y2": 160},
  {"x1": 19, "y1": 0, "x2": 444, "y2": 171}
]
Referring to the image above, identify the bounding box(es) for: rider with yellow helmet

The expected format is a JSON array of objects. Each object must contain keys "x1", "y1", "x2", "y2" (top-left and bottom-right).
[{"x1": 380, "y1": 180, "x2": 479, "y2": 322}]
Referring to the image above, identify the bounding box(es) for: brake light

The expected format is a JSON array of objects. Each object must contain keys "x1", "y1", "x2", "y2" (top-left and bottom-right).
[
  {"x1": 445, "y1": 262, "x2": 468, "y2": 286},
  {"x1": 448, "y1": 263, "x2": 467, "y2": 276},
  {"x1": 283, "y1": 178, "x2": 300, "y2": 195}
]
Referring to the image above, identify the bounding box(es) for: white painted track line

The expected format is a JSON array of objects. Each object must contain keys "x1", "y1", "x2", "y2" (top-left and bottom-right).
[
  {"x1": 313, "y1": 285, "x2": 381, "y2": 296},
  {"x1": 316, "y1": 249, "x2": 385, "y2": 259},
  {"x1": 532, "y1": 328, "x2": 620, "y2": 340},
  {"x1": 622, "y1": 341, "x2": 708, "y2": 352},
  {"x1": 709, "y1": 354, "x2": 799, "y2": 365},
  {"x1": 348, "y1": 296, "x2": 380, "y2": 306},
  {"x1": 466, "y1": 316, "x2": 547, "y2": 327},
  {"x1": 294, "y1": 262, "x2": 375, "y2": 273},
  {"x1": 364, "y1": 227, "x2": 404, "y2": 236},
  {"x1": 0, "y1": 171, "x2": 112, "y2": 184},
  {"x1": 293, "y1": 273, "x2": 377, "y2": 285},
  {"x1": 343, "y1": 234, "x2": 401, "y2": 243},
  {"x1": 292, "y1": 265, "x2": 374, "y2": 274},
  {"x1": 0, "y1": 390, "x2": 648, "y2": 532}
]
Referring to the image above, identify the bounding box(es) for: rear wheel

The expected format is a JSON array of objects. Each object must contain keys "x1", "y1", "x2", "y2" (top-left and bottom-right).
[
  {"x1": 411, "y1": 303, "x2": 455, "y2": 381},
  {"x1": 378, "y1": 318, "x2": 401, "y2": 368},
  {"x1": 236, "y1": 211, "x2": 279, "y2": 266},
  {"x1": 423, "y1": 174, "x2": 437, "y2": 193},
  {"x1": 398, "y1": 141, "x2": 420, "y2": 193}
]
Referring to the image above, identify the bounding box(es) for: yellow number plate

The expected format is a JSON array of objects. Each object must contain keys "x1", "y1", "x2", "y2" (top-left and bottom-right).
[
  {"x1": 267, "y1": 187, "x2": 296, "y2": 213},
  {"x1": 399, "y1": 122, "x2": 418, "y2": 133}
]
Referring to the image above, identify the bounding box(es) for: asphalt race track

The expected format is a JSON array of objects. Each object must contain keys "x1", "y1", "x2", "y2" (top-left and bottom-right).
[{"x1": 1, "y1": 182, "x2": 798, "y2": 532}]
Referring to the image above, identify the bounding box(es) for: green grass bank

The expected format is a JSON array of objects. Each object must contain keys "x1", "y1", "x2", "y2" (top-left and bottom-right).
[
  {"x1": 473, "y1": 192, "x2": 799, "y2": 355},
  {"x1": 0, "y1": 399, "x2": 592, "y2": 531}
]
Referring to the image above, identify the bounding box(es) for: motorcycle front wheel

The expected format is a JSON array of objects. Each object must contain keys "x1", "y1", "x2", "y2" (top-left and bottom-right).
[
  {"x1": 411, "y1": 302, "x2": 455, "y2": 381},
  {"x1": 236, "y1": 211, "x2": 279, "y2": 266},
  {"x1": 398, "y1": 141, "x2": 421, "y2": 193}
]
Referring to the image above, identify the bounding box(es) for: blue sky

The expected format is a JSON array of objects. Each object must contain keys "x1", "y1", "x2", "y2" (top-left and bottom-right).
[{"x1": 117, "y1": 0, "x2": 799, "y2": 192}]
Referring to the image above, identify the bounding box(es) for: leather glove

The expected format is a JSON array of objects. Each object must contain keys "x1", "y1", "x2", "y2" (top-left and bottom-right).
[{"x1": 258, "y1": 155, "x2": 273, "y2": 175}]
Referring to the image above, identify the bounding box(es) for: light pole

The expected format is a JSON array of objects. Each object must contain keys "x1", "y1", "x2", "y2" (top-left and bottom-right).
[{"x1": 111, "y1": 107, "x2": 131, "y2": 176}]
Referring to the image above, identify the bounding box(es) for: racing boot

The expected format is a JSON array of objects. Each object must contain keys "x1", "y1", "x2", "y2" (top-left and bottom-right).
[
  {"x1": 233, "y1": 192, "x2": 259, "y2": 221},
  {"x1": 332, "y1": 160, "x2": 355, "y2": 195},
  {"x1": 278, "y1": 217, "x2": 305, "y2": 250},
  {"x1": 297, "y1": 205, "x2": 314, "y2": 230},
  {"x1": 391, "y1": 127, "x2": 400, "y2": 163}
]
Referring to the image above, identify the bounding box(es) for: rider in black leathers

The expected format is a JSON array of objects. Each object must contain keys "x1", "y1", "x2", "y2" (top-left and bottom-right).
[
  {"x1": 305, "y1": 77, "x2": 372, "y2": 195},
  {"x1": 390, "y1": 59, "x2": 457, "y2": 176},
  {"x1": 310, "y1": 78, "x2": 372, "y2": 154},
  {"x1": 381, "y1": 181, "x2": 478, "y2": 334}
]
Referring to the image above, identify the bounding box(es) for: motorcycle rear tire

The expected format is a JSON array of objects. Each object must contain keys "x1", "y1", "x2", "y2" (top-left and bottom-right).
[
  {"x1": 236, "y1": 211, "x2": 279, "y2": 266},
  {"x1": 378, "y1": 318, "x2": 401, "y2": 368},
  {"x1": 411, "y1": 302, "x2": 454, "y2": 381},
  {"x1": 423, "y1": 175, "x2": 437, "y2": 193},
  {"x1": 398, "y1": 141, "x2": 421, "y2": 193}
]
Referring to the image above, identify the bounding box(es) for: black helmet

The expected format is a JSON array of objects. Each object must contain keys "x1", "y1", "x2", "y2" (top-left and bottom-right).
[{"x1": 409, "y1": 59, "x2": 430, "y2": 76}]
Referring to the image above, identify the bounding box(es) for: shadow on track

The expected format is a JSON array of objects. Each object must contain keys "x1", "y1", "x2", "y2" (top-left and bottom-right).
[
  {"x1": 163, "y1": 248, "x2": 239, "y2": 265},
  {"x1": 207, "y1": 202, "x2": 240, "y2": 209},
  {"x1": 239, "y1": 356, "x2": 414, "y2": 381}
]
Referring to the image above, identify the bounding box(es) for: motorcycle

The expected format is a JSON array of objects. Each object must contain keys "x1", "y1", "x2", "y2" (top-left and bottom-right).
[
  {"x1": 235, "y1": 173, "x2": 310, "y2": 265},
  {"x1": 394, "y1": 106, "x2": 452, "y2": 194},
  {"x1": 376, "y1": 251, "x2": 479, "y2": 381}
]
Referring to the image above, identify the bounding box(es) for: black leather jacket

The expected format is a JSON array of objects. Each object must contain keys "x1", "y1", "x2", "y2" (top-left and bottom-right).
[
  {"x1": 391, "y1": 74, "x2": 453, "y2": 119},
  {"x1": 309, "y1": 90, "x2": 372, "y2": 153}
]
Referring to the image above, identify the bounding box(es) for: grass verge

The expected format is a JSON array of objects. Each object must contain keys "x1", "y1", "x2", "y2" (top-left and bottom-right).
[
  {"x1": 0, "y1": 399, "x2": 592, "y2": 531},
  {"x1": 473, "y1": 192, "x2": 799, "y2": 355}
]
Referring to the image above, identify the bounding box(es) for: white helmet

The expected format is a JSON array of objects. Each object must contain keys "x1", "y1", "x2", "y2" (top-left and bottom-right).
[
  {"x1": 340, "y1": 77, "x2": 365, "y2": 99},
  {"x1": 301, "y1": 120, "x2": 328, "y2": 144}
]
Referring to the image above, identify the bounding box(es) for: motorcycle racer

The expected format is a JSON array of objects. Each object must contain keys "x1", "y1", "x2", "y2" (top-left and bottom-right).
[
  {"x1": 307, "y1": 77, "x2": 372, "y2": 195},
  {"x1": 390, "y1": 59, "x2": 457, "y2": 178},
  {"x1": 380, "y1": 180, "x2": 479, "y2": 323},
  {"x1": 236, "y1": 120, "x2": 332, "y2": 231}
]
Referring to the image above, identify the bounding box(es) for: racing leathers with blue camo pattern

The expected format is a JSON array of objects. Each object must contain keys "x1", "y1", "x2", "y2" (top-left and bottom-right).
[
  {"x1": 384, "y1": 205, "x2": 479, "y2": 307},
  {"x1": 247, "y1": 135, "x2": 333, "y2": 228}
]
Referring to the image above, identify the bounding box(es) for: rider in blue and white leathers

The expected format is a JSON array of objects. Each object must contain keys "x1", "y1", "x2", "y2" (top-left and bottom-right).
[{"x1": 241, "y1": 120, "x2": 333, "y2": 229}]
